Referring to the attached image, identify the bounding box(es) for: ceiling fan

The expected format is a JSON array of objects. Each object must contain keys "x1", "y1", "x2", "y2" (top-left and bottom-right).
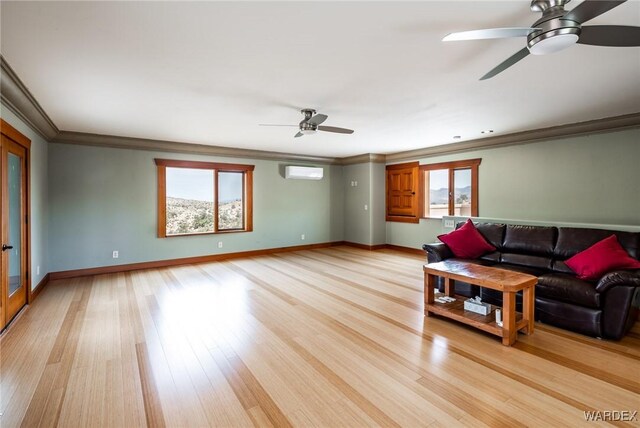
[
  {"x1": 259, "y1": 109, "x2": 354, "y2": 138},
  {"x1": 443, "y1": 0, "x2": 640, "y2": 80}
]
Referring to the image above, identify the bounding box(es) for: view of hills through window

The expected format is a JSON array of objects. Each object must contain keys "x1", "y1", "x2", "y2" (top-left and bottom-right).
[
  {"x1": 165, "y1": 167, "x2": 243, "y2": 235},
  {"x1": 427, "y1": 168, "x2": 471, "y2": 217},
  {"x1": 217, "y1": 172, "x2": 243, "y2": 230}
]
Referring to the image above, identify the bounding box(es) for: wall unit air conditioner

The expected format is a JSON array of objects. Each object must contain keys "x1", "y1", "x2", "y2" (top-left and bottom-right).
[{"x1": 285, "y1": 166, "x2": 324, "y2": 180}]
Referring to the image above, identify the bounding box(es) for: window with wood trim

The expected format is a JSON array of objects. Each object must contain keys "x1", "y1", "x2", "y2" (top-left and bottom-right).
[
  {"x1": 420, "y1": 158, "x2": 481, "y2": 219},
  {"x1": 386, "y1": 161, "x2": 420, "y2": 223},
  {"x1": 155, "y1": 159, "x2": 254, "y2": 237}
]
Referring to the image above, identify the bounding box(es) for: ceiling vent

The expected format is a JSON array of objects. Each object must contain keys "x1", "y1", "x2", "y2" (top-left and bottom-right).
[{"x1": 285, "y1": 166, "x2": 324, "y2": 180}]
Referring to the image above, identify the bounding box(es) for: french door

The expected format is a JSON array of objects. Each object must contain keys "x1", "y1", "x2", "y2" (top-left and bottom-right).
[{"x1": 0, "y1": 120, "x2": 30, "y2": 331}]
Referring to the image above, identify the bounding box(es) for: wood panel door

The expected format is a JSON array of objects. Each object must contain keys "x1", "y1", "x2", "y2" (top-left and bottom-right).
[
  {"x1": 386, "y1": 162, "x2": 419, "y2": 222},
  {"x1": 1, "y1": 121, "x2": 30, "y2": 331}
]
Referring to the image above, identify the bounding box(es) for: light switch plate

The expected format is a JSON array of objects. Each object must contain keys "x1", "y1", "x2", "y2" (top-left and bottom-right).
[{"x1": 444, "y1": 219, "x2": 455, "y2": 228}]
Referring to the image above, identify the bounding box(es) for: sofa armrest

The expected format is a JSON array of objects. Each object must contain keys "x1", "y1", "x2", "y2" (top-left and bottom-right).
[
  {"x1": 595, "y1": 270, "x2": 640, "y2": 293},
  {"x1": 422, "y1": 242, "x2": 453, "y2": 263}
]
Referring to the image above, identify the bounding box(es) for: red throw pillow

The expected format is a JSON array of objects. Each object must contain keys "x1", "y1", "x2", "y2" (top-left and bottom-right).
[
  {"x1": 565, "y1": 234, "x2": 640, "y2": 281},
  {"x1": 437, "y1": 219, "x2": 496, "y2": 259}
]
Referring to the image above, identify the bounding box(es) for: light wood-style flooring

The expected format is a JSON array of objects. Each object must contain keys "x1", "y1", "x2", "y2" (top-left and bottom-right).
[{"x1": 1, "y1": 246, "x2": 639, "y2": 427}]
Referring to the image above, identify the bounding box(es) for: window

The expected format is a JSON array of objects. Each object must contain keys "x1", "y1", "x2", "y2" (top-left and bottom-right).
[
  {"x1": 155, "y1": 159, "x2": 254, "y2": 237},
  {"x1": 421, "y1": 158, "x2": 480, "y2": 218},
  {"x1": 386, "y1": 161, "x2": 420, "y2": 223}
]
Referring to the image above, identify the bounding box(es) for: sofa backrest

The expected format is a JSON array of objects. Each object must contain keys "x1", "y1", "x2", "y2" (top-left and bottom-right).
[
  {"x1": 473, "y1": 223, "x2": 506, "y2": 249},
  {"x1": 552, "y1": 227, "x2": 640, "y2": 273},
  {"x1": 453, "y1": 221, "x2": 640, "y2": 274},
  {"x1": 501, "y1": 225, "x2": 557, "y2": 270},
  {"x1": 554, "y1": 227, "x2": 639, "y2": 259}
]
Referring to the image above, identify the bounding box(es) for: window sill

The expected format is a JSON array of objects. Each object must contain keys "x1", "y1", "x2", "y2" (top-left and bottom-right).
[
  {"x1": 162, "y1": 229, "x2": 251, "y2": 238},
  {"x1": 386, "y1": 215, "x2": 419, "y2": 224}
]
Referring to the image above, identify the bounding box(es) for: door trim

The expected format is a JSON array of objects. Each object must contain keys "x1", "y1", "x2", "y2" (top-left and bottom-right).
[{"x1": 0, "y1": 118, "x2": 31, "y2": 330}]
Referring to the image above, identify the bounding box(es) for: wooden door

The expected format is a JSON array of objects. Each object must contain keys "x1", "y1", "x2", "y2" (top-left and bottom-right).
[
  {"x1": 386, "y1": 162, "x2": 419, "y2": 222},
  {"x1": 1, "y1": 121, "x2": 30, "y2": 331}
]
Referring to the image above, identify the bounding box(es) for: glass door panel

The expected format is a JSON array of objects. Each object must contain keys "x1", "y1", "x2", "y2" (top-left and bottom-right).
[
  {"x1": 8, "y1": 152, "x2": 22, "y2": 296},
  {"x1": 1, "y1": 134, "x2": 28, "y2": 329}
]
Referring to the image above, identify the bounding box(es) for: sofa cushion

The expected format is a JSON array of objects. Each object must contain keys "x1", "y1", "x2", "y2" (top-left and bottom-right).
[
  {"x1": 492, "y1": 263, "x2": 547, "y2": 277},
  {"x1": 500, "y1": 253, "x2": 552, "y2": 271},
  {"x1": 565, "y1": 235, "x2": 640, "y2": 281},
  {"x1": 479, "y1": 251, "x2": 501, "y2": 263},
  {"x1": 537, "y1": 273, "x2": 601, "y2": 309},
  {"x1": 551, "y1": 260, "x2": 575, "y2": 274},
  {"x1": 473, "y1": 223, "x2": 506, "y2": 249},
  {"x1": 438, "y1": 219, "x2": 496, "y2": 259},
  {"x1": 503, "y1": 225, "x2": 557, "y2": 256},
  {"x1": 555, "y1": 227, "x2": 640, "y2": 259}
]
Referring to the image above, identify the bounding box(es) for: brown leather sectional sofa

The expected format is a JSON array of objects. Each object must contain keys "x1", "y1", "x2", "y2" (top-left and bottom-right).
[{"x1": 423, "y1": 222, "x2": 640, "y2": 340}]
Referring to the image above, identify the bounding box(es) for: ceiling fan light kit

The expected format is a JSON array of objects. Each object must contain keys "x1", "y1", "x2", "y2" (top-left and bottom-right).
[
  {"x1": 443, "y1": 0, "x2": 640, "y2": 79},
  {"x1": 527, "y1": 2, "x2": 582, "y2": 55},
  {"x1": 529, "y1": 31, "x2": 580, "y2": 55}
]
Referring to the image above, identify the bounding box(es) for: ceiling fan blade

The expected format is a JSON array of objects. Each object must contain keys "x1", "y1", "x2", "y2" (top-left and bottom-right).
[
  {"x1": 318, "y1": 126, "x2": 354, "y2": 134},
  {"x1": 563, "y1": 0, "x2": 627, "y2": 24},
  {"x1": 307, "y1": 114, "x2": 328, "y2": 125},
  {"x1": 480, "y1": 47, "x2": 530, "y2": 80},
  {"x1": 443, "y1": 27, "x2": 539, "y2": 41},
  {"x1": 578, "y1": 25, "x2": 640, "y2": 46},
  {"x1": 259, "y1": 124, "x2": 297, "y2": 127},
  {"x1": 294, "y1": 131, "x2": 304, "y2": 138}
]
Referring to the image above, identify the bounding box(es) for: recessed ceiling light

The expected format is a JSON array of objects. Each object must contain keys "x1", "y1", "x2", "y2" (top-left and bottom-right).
[
  {"x1": 481, "y1": 129, "x2": 494, "y2": 134},
  {"x1": 453, "y1": 135, "x2": 461, "y2": 139}
]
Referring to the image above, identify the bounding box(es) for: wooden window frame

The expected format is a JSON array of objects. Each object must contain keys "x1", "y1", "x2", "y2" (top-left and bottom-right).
[
  {"x1": 155, "y1": 159, "x2": 254, "y2": 238},
  {"x1": 420, "y1": 158, "x2": 481, "y2": 218},
  {"x1": 385, "y1": 161, "x2": 420, "y2": 223}
]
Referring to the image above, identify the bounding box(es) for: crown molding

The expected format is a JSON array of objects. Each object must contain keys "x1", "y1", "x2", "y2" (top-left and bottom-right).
[
  {"x1": 0, "y1": 55, "x2": 59, "y2": 140},
  {"x1": 52, "y1": 131, "x2": 342, "y2": 164},
  {"x1": 3, "y1": 56, "x2": 639, "y2": 165},
  {"x1": 385, "y1": 112, "x2": 640, "y2": 163},
  {"x1": 340, "y1": 153, "x2": 387, "y2": 165}
]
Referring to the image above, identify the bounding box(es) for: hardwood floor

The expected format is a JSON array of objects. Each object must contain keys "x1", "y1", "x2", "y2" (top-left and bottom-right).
[{"x1": 1, "y1": 246, "x2": 639, "y2": 427}]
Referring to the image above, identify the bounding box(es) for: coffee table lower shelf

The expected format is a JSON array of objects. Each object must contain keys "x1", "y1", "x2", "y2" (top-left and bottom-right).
[{"x1": 426, "y1": 296, "x2": 528, "y2": 337}]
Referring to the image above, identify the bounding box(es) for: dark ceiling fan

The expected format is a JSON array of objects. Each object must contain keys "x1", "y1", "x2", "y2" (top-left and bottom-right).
[
  {"x1": 259, "y1": 109, "x2": 354, "y2": 138},
  {"x1": 443, "y1": 0, "x2": 640, "y2": 80}
]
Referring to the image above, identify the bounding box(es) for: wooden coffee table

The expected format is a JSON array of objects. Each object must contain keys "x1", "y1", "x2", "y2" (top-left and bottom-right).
[{"x1": 423, "y1": 260, "x2": 537, "y2": 346}]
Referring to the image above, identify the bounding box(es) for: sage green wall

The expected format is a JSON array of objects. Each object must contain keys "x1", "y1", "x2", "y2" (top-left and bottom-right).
[
  {"x1": 370, "y1": 162, "x2": 386, "y2": 245},
  {"x1": 343, "y1": 163, "x2": 371, "y2": 244},
  {"x1": 6, "y1": 106, "x2": 638, "y2": 275},
  {"x1": 48, "y1": 143, "x2": 344, "y2": 272},
  {"x1": 343, "y1": 162, "x2": 386, "y2": 246},
  {"x1": 0, "y1": 105, "x2": 49, "y2": 289},
  {"x1": 386, "y1": 128, "x2": 640, "y2": 249}
]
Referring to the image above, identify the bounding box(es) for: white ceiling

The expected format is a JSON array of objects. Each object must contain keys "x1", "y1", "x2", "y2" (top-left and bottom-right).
[{"x1": 1, "y1": 1, "x2": 639, "y2": 158}]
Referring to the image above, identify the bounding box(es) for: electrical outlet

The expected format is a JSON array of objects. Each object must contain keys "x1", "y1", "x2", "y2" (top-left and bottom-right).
[
  {"x1": 350, "y1": 181, "x2": 355, "y2": 187},
  {"x1": 301, "y1": 234, "x2": 305, "y2": 240},
  {"x1": 444, "y1": 219, "x2": 455, "y2": 228},
  {"x1": 364, "y1": 204, "x2": 368, "y2": 211},
  {"x1": 36, "y1": 265, "x2": 40, "y2": 275},
  {"x1": 112, "y1": 250, "x2": 119, "y2": 259},
  {"x1": 218, "y1": 242, "x2": 223, "y2": 248},
  {"x1": 354, "y1": 181, "x2": 358, "y2": 186}
]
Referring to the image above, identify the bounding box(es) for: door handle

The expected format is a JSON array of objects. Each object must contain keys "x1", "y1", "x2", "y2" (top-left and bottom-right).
[{"x1": 2, "y1": 244, "x2": 13, "y2": 251}]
